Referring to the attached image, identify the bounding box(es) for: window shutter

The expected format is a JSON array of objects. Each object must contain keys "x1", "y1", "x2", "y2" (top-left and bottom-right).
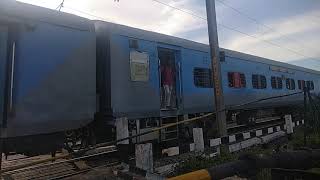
[{"x1": 234, "y1": 72, "x2": 241, "y2": 88}]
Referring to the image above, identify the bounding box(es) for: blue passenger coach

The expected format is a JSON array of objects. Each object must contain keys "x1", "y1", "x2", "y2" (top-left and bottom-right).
[
  {"x1": 222, "y1": 50, "x2": 319, "y2": 111},
  {"x1": 0, "y1": 1, "x2": 319, "y2": 154},
  {"x1": 95, "y1": 21, "x2": 214, "y2": 119},
  {"x1": 95, "y1": 21, "x2": 319, "y2": 143},
  {"x1": 221, "y1": 50, "x2": 319, "y2": 123},
  {"x1": 0, "y1": 1, "x2": 96, "y2": 153}
]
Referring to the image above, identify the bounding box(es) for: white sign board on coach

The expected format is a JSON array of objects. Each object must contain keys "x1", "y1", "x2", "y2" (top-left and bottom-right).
[{"x1": 130, "y1": 51, "x2": 149, "y2": 82}]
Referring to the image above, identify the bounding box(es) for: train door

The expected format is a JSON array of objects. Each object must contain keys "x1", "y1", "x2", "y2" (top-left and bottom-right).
[
  {"x1": 0, "y1": 25, "x2": 8, "y2": 127},
  {"x1": 158, "y1": 48, "x2": 181, "y2": 111}
]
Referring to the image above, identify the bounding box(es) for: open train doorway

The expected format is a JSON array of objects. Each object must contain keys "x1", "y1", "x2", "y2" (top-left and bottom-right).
[{"x1": 158, "y1": 48, "x2": 179, "y2": 111}]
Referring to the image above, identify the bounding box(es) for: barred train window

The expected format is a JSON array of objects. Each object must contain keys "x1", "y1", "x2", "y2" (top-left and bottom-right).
[
  {"x1": 194, "y1": 68, "x2": 213, "y2": 88},
  {"x1": 298, "y1": 80, "x2": 305, "y2": 90},
  {"x1": 228, "y1": 72, "x2": 246, "y2": 88},
  {"x1": 286, "y1": 78, "x2": 295, "y2": 90},
  {"x1": 271, "y1": 76, "x2": 282, "y2": 89},
  {"x1": 252, "y1": 74, "x2": 266, "y2": 89},
  {"x1": 306, "y1": 81, "x2": 314, "y2": 90}
]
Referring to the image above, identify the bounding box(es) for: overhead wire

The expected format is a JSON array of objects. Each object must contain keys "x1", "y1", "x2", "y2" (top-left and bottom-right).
[
  {"x1": 216, "y1": 0, "x2": 272, "y2": 33},
  {"x1": 150, "y1": 0, "x2": 207, "y2": 20},
  {"x1": 56, "y1": 0, "x2": 65, "y2": 11},
  {"x1": 56, "y1": 0, "x2": 319, "y2": 62},
  {"x1": 63, "y1": 6, "x2": 111, "y2": 22},
  {"x1": 27, "y1": 0, "x2": 319, "y2": 62},
  {"x1": 149, "y1": 0, "x2": 319, "y2": 62},
  {"x1": 215, "y1": 0, "x2": 320, "y2": 57}
]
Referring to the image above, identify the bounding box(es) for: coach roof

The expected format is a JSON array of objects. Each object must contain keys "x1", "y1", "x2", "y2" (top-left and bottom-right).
[{"x1": 0, "y1": 0, "x2": 93, "y2": 31}]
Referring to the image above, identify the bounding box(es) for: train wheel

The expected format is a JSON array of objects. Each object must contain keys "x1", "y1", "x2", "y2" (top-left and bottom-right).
[
  {"x1": 248, "y1": 116, "x2": 256, "y2": 126},
  {"x1": 64, "y1": 128, "x2": 95, "y2": 153},
  {"x1": 64, "y1": 131, "x2": 77, "y2": 153}
]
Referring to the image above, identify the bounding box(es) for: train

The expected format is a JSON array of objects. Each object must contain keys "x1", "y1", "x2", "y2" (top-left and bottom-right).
[{"x1": 0, "y1": 1, "x2": 318, "y2": 155}]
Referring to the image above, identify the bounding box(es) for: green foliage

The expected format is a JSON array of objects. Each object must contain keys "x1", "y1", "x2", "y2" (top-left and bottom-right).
[
  {"x1": 172, "y1": 146, "x2": 274, "y2": 176},
  {"x1": 170, "y1": 92, "x2": 320, "y2": 177},
  {"x1": 173, "y1": 146, "x2": 236, "y2": 176},
  {"x1": 255, "y1": 168, "x2": 272, "y2": 180},
  {"x1": 288, "y1": 127, "x2": 320, "y2": 148},
  {"x1": 306, "y1": 94, "x2": 320, "y2": 133}
]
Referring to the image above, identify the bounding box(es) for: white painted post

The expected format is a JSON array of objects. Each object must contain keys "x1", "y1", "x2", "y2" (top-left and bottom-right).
[
  {"x1": 210, "y1": 138, "x2": 221, "y2": 156},
  {"x1": 193, "y1": 128, "x2": 204, "y2": 152},
  {"x1": 216, "y1": 146, "x2": 221, "y2": 154},
  {"x1": 135, "y1": 143, "x2": 153, "y2": 172},
  {"x1": 229, "y1": 135, "x2": 236, "y2": 143},
  {"x1": 285, "y1": 115, "x2": 293, "y2": 134},
  {"x1": 256, "y1": 130, "x2": 263, "y2": 137},
  {"x1": 243, "y1": 132, "x2": 251, "y2": 140},
  {"x1": 189, "y1": 143, "x2": 195, "y2": 152},
  {"x1": 116, "y1": 117, "x2": 129, "y2": 145},
  {"x1": 210, "y1": 138, "x2": 221, "y2": 147}
]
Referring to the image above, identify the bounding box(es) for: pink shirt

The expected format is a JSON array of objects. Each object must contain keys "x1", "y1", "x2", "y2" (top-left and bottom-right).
[{"x1": 162, "y1": 66, "x2": 174, "y2": 86}]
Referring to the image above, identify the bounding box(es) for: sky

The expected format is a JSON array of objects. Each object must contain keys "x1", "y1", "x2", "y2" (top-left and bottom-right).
[{"x1": 17, "y1": 0, "x2": 320, "y2": 70}]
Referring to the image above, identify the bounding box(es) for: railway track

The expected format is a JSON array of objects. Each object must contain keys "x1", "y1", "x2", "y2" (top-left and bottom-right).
[
  {"x1": 1, "y1": 146, "x2": 120, "y2": 180},
  {"x1": 3, "y1": 161, "x2": 86, "y2": 180},
  {"x1": 227, "y1": 116, "x2": 283, "y2": 134},
  {"x1": 0, "y1": 114, "x2": 292, "y2": 179}
]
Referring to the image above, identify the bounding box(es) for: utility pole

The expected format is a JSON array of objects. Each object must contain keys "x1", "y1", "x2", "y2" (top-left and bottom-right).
[
  {"x1": 303, "y1": 87, "x2": 307, "y2": 146},
  {"x1": 205, "y1": 0, "x2": 227, "y2": 136}
]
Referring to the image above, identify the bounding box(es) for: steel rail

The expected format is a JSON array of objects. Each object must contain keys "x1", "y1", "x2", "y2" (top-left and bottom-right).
[{"x1": 2, "y1": 150, "x2": 117, "y2": 175}]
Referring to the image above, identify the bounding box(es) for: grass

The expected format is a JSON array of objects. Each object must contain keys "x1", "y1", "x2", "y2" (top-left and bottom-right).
[
  {"x1": 287, "y1": 127, "x2": 320, "y2": 149},
  {"x1": 171, "y1": 128, "x2": 320, "y2": 178},
  {"x1": 172, "y1": 145, "x2": 274, "y2": 176},
  {"x1": 172, "y1": 146, "x2": 236, "y2": 176}
]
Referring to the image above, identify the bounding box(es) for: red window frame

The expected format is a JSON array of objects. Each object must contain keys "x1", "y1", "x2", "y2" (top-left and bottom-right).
[
  {"x1": 228, "y1": 72, "x2": 246, "y2": 88},
  {"x1": 298, "y1": 80, "x2": 305, "y2": 90}
]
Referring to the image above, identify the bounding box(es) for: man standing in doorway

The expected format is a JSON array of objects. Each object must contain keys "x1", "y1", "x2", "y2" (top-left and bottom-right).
[{"x1": 162, "y1": 60, "x2": 174, "y2": 109}]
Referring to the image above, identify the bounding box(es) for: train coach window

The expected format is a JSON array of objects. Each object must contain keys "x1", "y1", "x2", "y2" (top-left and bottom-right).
[
  {"x1": 252, "y1": 74, "x2": 266, "y2": 89},
  {"x1": 307, "y1": 81, "x2": 314, "y2": 90},
  {"x1": 194, "y1": 68, "x2": 213, "y2": 88},
  {"x1": 286, "y1": 78, "x2": 295, "y2": 90},
  {"x1": 271, "y1": 76, "x2": 282, "y2": 89},
  {"x1": 228, "y1": 72, "x2": 246, "y2": 88},
  {"x1": 298, "y1": 80, "x2": 305, "y2": 90}
]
